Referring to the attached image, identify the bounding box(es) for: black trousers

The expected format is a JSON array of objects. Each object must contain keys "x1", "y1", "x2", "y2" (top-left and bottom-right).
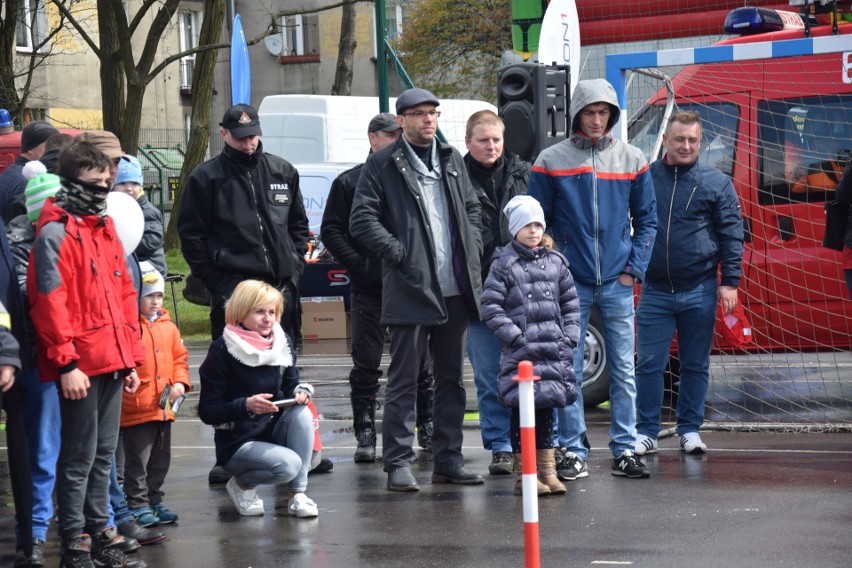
[
  {"x1": 510, "y1": 408, "x2": 555, "y2": 452},
  {"x1": 382, "y1": 297, "x2": 469, "y2": 471},
  {"x1": 349, "y1": 290, "x2": 434, "y2": 397},
  {"x1": 1, "y1": 383, "x2": 33, "y2": 556}
]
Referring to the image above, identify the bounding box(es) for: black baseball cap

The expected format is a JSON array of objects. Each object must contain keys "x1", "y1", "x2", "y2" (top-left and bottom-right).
[
  {"x1": 220, "y1": 104, "x2": 262, "y2": 138},
  {"x1": 368, "y1": 113, "x2": 402, "y2": 134}
]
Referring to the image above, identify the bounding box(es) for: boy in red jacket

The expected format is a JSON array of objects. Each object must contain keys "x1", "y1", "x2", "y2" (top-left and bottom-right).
[
  {"x1": 121, "y1": 263, "x2": 190, "y2": 528},
  {"x1": 27, "y1": 140, "x2": 144, "y2": 568}
]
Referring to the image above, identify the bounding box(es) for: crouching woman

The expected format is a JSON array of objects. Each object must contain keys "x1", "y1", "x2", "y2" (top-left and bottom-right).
[{"x1": 198, "y1": 280, "x2": 318, "y2": 518}]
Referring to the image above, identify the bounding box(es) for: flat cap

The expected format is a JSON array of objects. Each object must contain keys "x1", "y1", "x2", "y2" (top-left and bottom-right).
[{"x1": 395, "y1": 88, "x2": 440, "y2": 114}]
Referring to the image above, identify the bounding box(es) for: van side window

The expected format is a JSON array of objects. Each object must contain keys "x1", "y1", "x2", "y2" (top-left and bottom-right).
[
  {"x1": 628, "y1": 102, "x2": 738, "y2": 177},
  {"x1": 758, "y1": 96, "x2": 852, "y2": 205}
]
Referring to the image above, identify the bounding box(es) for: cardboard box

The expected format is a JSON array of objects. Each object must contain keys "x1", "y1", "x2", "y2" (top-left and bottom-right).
[{"x1": 301, "y1": 296, "x2": 349, "y2": 339}]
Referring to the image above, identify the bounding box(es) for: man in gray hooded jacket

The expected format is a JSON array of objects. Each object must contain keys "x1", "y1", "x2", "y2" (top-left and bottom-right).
[{"x1": 528, "y1": 78, "x2": 658, "y2": 480}]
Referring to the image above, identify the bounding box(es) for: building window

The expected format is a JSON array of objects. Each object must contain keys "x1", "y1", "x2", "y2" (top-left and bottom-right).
[
  {"x1": 179, "y1": 9, "x2": 203, "y2": 93},
  {"x1": 16, "y1": 0, "x2": 46, "y2": 52},
  {"x1": 385, "y1": 2, "x2": 405, "y2": 43},
  {"x1": 280, "y1": 13, "x2": 319, "y2": 63}
]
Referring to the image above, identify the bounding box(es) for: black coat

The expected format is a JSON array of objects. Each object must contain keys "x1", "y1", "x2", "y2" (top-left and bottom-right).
[
  {"x1": 833, "y1": 161, "x2": 852, "y2": 248},
  {"x1": 465, "y1": 151, "x2": 530, "y2": 284},
  {"x1": 177, "y1": 142, "x2": 309, "y2": 303},
  {"x1": 349, "y1": 137, "x2": 483, "y2": 325},
  {"x1": 320, "y1": 163, "x2": 381, "y2": 294},
  {"x1": 197, "y1": 335, "x2": 301, "y2": 466}
]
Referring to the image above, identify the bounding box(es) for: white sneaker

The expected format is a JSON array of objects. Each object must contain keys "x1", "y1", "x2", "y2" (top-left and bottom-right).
[
  {"x1": 226, "y1": 477, "x2": 264, "y2": 516},
  {"x1": 288, "y1": 493, "x2": 319, "y2": 518},
  {"x1": 680, "y1": 432, "x2": 707, "y2": 454},
  {"x1": 634, "y1": 434, "x2": 658, "y2": 456}
]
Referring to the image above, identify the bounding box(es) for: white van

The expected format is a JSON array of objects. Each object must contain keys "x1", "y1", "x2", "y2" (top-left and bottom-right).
[{"x1": 258, "y1": 94, "x2": 496, "y2": 163}]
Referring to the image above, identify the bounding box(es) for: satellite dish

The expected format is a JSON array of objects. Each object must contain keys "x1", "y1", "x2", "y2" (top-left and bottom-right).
[{"x1": 264, "y1": 34, "x2": 283, "y2": 56}]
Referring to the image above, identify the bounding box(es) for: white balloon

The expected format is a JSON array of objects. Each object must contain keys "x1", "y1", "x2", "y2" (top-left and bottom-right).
[{"x1": 106, "y1": 191, "x2": 144, "y2": 256}]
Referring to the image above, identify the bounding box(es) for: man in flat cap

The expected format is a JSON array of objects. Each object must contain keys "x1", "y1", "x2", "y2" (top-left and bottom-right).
[
  {"x1": 321, "y1": 113, "x2": 435, "y2": 464},
  {"x1": 350, "y1": 88, "x2": 485, "y2": 491},
  {"x1": 179, "y1": 103, "x2": 309, "y2": 344},
  {"x1": 0, "y1": 121, "x2": 60, "y2": 222}
]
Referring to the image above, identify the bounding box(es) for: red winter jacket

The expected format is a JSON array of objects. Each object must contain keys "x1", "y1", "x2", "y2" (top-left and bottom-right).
[
  {"x1": 121, "y1": 309, "x2": 190, "y2": 427},
  {"x1": 27, "y1": 198, "x2": 143, "y2": 381}
]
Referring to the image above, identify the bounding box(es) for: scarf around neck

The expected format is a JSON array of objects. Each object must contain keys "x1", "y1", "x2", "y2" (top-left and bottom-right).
[
  {"x1": 56, "y1": 176, "x2": 110, "y2": 217},
  {"x1": 223, "y1": 322, "x2": 293, "y2": 368}
]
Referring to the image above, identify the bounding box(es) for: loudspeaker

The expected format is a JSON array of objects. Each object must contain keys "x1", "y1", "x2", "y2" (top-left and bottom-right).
[{"x1": 497, "y1": 63, "x2": 570, "y2": 163}]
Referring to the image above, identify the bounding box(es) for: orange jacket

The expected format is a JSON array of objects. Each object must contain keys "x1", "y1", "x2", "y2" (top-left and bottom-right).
[{"x1": 121, "y1": 309, "x2": 190, "y2": 427}]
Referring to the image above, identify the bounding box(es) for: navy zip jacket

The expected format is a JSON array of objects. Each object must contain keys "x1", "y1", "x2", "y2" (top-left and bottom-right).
[{"x1": 645, "y1": 157, "x2": 744, "y2": 292}]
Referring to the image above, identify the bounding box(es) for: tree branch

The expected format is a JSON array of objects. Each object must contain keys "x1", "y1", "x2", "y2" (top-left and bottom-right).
[{"x1": 50, "y1": 0, "x2": 101, "y2": 55}]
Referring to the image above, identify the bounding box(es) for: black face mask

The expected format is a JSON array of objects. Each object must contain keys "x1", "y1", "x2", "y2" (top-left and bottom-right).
[{"x1": 56, "y1": 175, "x2": 110, "y2": 217}]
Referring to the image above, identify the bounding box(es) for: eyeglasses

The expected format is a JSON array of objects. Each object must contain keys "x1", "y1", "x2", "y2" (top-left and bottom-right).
[{"x1": 403, "y1": 110, "x2": 441, "y2": 119}]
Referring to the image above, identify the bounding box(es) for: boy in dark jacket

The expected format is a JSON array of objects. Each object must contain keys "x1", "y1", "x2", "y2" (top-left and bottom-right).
[
  {"x1": 112, "y1": 155, "x2": 167, "y2": 276},
  {"x1": 27, "y1": 140, "x2": 144, "y2": 568}
]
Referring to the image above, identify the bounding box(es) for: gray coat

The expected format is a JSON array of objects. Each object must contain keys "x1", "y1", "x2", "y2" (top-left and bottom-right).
[{"x1": 350, "y1": 137, "x2": 483, "y2": 326}]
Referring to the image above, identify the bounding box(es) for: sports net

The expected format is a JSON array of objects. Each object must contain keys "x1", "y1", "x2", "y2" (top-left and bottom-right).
[{"x1": 388, "y1": 0, "x2": 852, "y2": 430}]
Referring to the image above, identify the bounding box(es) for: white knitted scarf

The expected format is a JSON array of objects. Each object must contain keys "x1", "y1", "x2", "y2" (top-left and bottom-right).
[{"x1": 223, "y1": 322, "x2": 294, "y2": 368}]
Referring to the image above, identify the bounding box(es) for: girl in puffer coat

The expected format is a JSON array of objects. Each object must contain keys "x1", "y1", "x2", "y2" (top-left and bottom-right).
[{"x1": 481, "y1": 195, "x2": 581, "y2": 496}]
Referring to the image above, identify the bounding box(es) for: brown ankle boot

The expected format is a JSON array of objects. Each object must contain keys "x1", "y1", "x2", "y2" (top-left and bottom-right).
[
  {"x1": 537, "y1": 448, "x2": 567, "y2": 495},
  {"x1": 514, "y1": 452, "x2": 551, "y2": 496}
]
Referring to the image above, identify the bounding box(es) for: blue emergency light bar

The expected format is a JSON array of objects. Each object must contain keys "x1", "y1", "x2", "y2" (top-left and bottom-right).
[{"x1": 723, "y1": 7, "x2": 816, "y2": 35}]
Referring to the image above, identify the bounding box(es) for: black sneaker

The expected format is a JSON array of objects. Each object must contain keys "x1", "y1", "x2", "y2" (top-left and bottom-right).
[
  {"x1": 92, "y1": 527, "x2": 147, "y2": 568},
  {"x1": 60, "y1": 534, "x2": 95, "y2": 568},
  {"x1": 555, "y1": 448, "x2": 589, "y2": 481},
  {"x1": 488, "y1": 451, "x2": 514, "y2": 475},
  {"x1": 611, "y1": 451, "x2": 651, "y2": 478}
]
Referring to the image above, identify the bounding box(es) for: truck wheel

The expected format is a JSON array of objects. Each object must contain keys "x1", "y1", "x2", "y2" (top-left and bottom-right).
[{"x1": 582, "y1": 309, "x2": 610, "y2": 408}]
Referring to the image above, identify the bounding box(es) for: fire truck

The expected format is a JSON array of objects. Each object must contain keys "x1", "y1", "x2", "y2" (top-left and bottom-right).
[{"x1": 578, "y1": 5, "x2": 852, "y2": 405}]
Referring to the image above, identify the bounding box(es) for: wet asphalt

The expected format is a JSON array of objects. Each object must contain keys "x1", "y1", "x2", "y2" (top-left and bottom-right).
[{"x1": 1, "y1": 339, "x2": 851, "y2": 568}]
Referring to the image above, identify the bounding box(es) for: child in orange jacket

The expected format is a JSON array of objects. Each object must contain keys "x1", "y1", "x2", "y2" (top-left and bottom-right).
[{"x1": 121, "y1": 263, "x2": 190, "y2": 527}]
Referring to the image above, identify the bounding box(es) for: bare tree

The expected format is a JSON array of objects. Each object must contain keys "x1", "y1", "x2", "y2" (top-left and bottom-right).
[
  {"x1": 164, "y1": 0, "x2": 226, "y2": 250},
  {"x1": 0, "y1": 0, "x2": 71, "y2": 123},
  {"x1": 52, "y1": 0, "x2": 229, "y2": 152},
  {"x1": 331, "y1": 0, "x2": 357, "y2": 96}
]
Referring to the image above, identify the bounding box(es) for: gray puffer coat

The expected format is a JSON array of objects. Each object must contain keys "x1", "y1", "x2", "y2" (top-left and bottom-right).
[{"x1": 481, "y1": 240, "x2": 580, "y2": 409}]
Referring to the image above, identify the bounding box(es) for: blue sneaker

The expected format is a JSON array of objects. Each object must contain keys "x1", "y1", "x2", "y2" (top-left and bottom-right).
[
  {"x1": 130, "y1": 507, "x2": 159, "y2": 527},
  {"x1": 151, "y1": 503, "x2": 178, "y2": 524}
]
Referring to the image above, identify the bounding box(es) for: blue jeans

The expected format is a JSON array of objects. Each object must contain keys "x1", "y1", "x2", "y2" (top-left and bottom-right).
[
  {"x1": 555, "y1": 279, "x2": 637, "y2": 458},
  {"x1": 635, "y1": 279, "x2": 718, "y2": 438},
  {"x1": 109, "y1": 456, "x2": 133, "y2": 527},
  {"x1": 14, "y1": 369, "x2": 60, "y2": 542},
  {"x1": 466, "y1": 319, "x2": 512, "y2": 453},
  {"x1": 225, "y1": 403, "x2": 314, "y2": 493}
]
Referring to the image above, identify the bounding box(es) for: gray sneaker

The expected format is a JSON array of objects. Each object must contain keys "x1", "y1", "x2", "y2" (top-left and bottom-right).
[{"x1": 555, "y1": 448, "x2": 589, "y2": 481}]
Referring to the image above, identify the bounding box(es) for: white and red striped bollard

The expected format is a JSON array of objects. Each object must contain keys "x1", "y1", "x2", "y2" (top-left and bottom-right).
[{"x1": 513, "y1": 360, "x2": 540, "y2": 568}]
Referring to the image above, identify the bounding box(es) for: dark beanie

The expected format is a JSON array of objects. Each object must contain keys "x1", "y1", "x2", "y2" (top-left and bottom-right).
[{"x1": 21, "y1": 121, "x2": 60, "y2": 154}]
